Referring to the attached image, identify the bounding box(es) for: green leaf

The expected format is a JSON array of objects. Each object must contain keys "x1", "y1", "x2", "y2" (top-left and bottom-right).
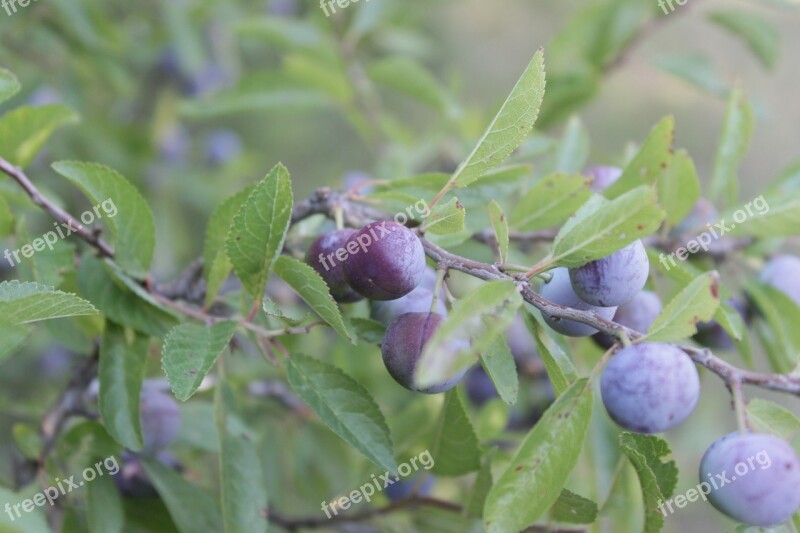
[
  {"x1": 431, "y1": 389, "x2": 482, "y2": 476},
  {"x1": 550, "y1": 489, "x2": 599, "y2": 525},
  {"x1": 141, "y1": 458, "x2": 223, "y2": 533},
  {"x1": 226, "y1": 163, "x2": 293, "y2": 299},
  {"x1": 709, "y1": 9, "x2": 779, "y2": 68},
  {"x1": 203, "y1": 186, "x2": 255, "y2": 307},
  {"x1": 525, "y1": 311, "x2": 577, "y2": 396},
  {"x1": 0, "y1": 105, "x2": 79, "y2": 168},
  {"x1": 423, "y1": 197, "x2": 466, "y2": 235},
  {"x1": 654, "y1": 53, "x2": 728, "y2": 97},
  {"x1": 99, "y1": 322, "x2": 147, "y2": 450},
  {"x1": 87, "y1": 473, "x2": 124, "y2": 533},
  {"x1": 465, "y1": 452, "x2": 495, "y2": 517},
  {"x1": 554, "y1": 116, "x2": 590, "y2": 174},
  {"x1": 725, "y1": 191, "x2": 800, "y2": 238},
  {"x1": 0, "y1": 322, "x2": 31, "y2": 364},
  {"x1": 550, "y1": 186, "x2": 665, "y2": 268},
  {"x1": 368, "y1": 56, "x2": 450, "y2": 112},
  {"x1": 0, "y1": 280, "x2": 97, "y2": 324},
  {"x1": 619, "y1": 433, "x2": 678, "y2": 533},
  {"x1": 414, "y1": 280, "x2": 522, "y2": 390},
  {"x1": 484, "y1": 378, "x2": 593, "y2": 532},
  {"x1": 0, "y1": 486, "x2": 49, "y2": 533},
  {"x1": 162, "y1": 321, "x2": 237, "y2": 401},
  {"x1": 658, "y1": 150, "x2": 701, "y2": 227},
  {"x1": 273, "y1": 255, "x2": 355, "y2": 343},
  {"x1": 0, "y1": 194, "x2": 14, "y2": 236},
  {"x1": 450, "y1": 49, "x2": 546, "y2": 188},
  {"x1": 747, "y1": 398, "x2": 800, "y2": 442},
  {"x1": 745, "y1": 279, "x2": 800, "y2": 371},
  {"x1": 0, "y1": 67, "x2": 20, "y2": 104},
  {"x1": 709, "y1": 87, "x2": 755, "y2": 209},
  {"x1": 350, "y1": 317, "x2": 386, "y2": 344},
  {"x1": 235, "y1": 17, "x2": 325, "y2": 50},
  {"x1": 287, "y1": 354, "x2": 397, "y2": 473},
  {"x1": 644, "y1": 271, "x2": 721, "y2": 342},
  {"x1": 480, "y1": 334, "x2": 518, "y2": 405},
  {"x1": 605, "y1": 116, "x2": 674, "y2": 199},
  {"x1": 52, "y1": 161, "x2": 156, "y2": 277},
  {"x1": 12, "y1": 423, "x2": 42, "y2": 459},
  {"x1": 510, "y1": 172, "x2": 592, "y2": 231},
  {"x1": 487, "y1": 200, "x2": 509, "y2": 263}
]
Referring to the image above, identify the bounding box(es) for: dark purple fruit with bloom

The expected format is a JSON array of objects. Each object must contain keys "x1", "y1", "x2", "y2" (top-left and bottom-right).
[
  {"x1": 140, "y1": 389, "x2": 181, "y2": 454},
  {"x1": 306, "y1": 229, "x2": 363, "y2": 303},
  {"x1": 669, "y1": 198, "x2": 733, "y2": 256},
  {"x1": 506, "y1": 314, "x2": 538, "y2": 368},
  {"x1": 371, "y1": 268, "x2": 445, "y2": 325},
  {"x1": 700, "y1": 432, "x2": 800, "y2": 526},
  {"x1": 601, "y1": 342, "x2": 699, "y2": 433},
  {"x1": 586, "y1": 166, "x2": 622, "y2": 193},
  {"x1": 385, "y1": 476, "x2": 435, "y2": 501},
  {"x1": 381, "y1": 312, "x2": 467, "y2": 394},
  {"x1": 759, "y1": 255, "x2": 800, "y2": 307},
  {"x1": 594, "y1": 291, "x2": 663, "y2": 349},
  {"x1": 465, "y1": 366, "x2": 498, "y2": 406},
  {"x1": 694, "y1": 297, "x2": 749, "y2": 350},
  {"x1": 569, "y1": 240, "x2": 649, "y2": 307},
  {"x1": 540, "y1": 268, "x2": 617, "y2": 337},
  {"x1": 343, "y1": 221, "x2": 426, "y2": 301}
]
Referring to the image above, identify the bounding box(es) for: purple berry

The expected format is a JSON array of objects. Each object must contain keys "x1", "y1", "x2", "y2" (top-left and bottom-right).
[
  {"x1": 506, "y1": 314, "x2": 538, "y2": 368},
  {"x1": 306, "y1": 229, "x2": 364, "y2": 303},
  {"x1": 540, "y1": 268, "x2": 617, "y2": 337},
  {"x1": 600, "y1": 342, "x2": 700, "y2": 433},
  {"x1": 585, "y1": 166, "x2": 622, "y2": 193},
  {"x1": 758, "y1": 255, "x2": 800, "y2": 307},
  {"x1": 343, "y1": 221, "x2": 427, "y2": 301},
  {"x1": 385, "y1": 475, "x2": 435, "y2": 501},
  {"x1": 594, "y1": 291, "x2": 663, "y2": 349},
  {"x1": 140, "y1": 389, "x2": 181, "y2": 454},
  {"x1": 700, "y1": 432, "x2": 800, "y2": 526},
  {"x1": 465, "y1": 366, "x2": 498, "y2": 406},
  {"x1": 381, "y1": 312, "x2": 467, "y2": 394},
  {"x1": 569, "y1": 240, "x2": 649, "y2": 307},
  {"x1": 370, "y1": 268, "x2": 445, "y2": 325}
]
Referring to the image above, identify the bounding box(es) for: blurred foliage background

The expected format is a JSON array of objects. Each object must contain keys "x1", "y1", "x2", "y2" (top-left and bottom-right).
[{"x1": 0, "y1": 0, "x2": 799, "y2": 531}]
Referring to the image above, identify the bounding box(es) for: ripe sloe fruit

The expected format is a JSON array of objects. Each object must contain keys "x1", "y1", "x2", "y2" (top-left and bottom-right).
[
  {"x1": 371, "y1": 268, "x2": 445, "y2": 325},
  {"x1": 758, "y1": 255, "x2": 800, "y2": 307},
  {"x1": 700, "y1": 432, "x2": 800, "y2": 526},
  {"x1": 594, "y1": 290, "x2": 662, "y2": 349},
  {"x1": 343, "y1": 221, "x2": 426, "y2": 301},
  {"x1": 140, "y1": 389, "x2": 181, "y2": 454},
  {"x1": 569, "y1": 240, "x2": 649, "y2": 307},
  {"x1": 307, "y1": 229, "x2": 364, "y2": 303},
  {"x1": 600, "y1": 342, "x2": 699, "y2": 433},
  {"x1": 381, "y1": 312, "x2": 467, "y2": 394},
  {"x1": 540, "y1": 268, "x2": 617, "y2": 337},
  {"x1": 465, "y1": 366, "x2": 498, "y2": 406},
  {"x1": 586, "y1": 166, "x2": 622, "y2": 193}
]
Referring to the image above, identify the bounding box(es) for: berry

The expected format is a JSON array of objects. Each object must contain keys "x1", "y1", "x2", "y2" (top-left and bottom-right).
[
  {"x1": 700, "y1": 432, "x2": 800, "y2": 526},
  {"x1": 370, "y1": 268, "x2": 445, "y2": 325},
  {"x1": 506, "y1": 314, "x2": 538, "y2": 368},
  {"x1": 205, "y1": 129, "x2": 242, "y2": 166},
  {"x1": 465, "y1": 366, "x2": 498, "y2": 406},
  {"x1": 569, "y1": 240, "x2": 649, "y2": 307},
  {"x1": 669, "y1": 198, "x2": 733, "y2": 256},
  {"x1": 758, "y1": 255, "x2": 800, "y2": 307},
  {"x1": 600, "y1": 342, "x2": 699, "y2": 433},
  {"x1": 540, "y1": 268, "x2": 617, "y2": 337},
  {"x1": 140, "y1": 388, "x2": 181, "y2": 454},
  {"x1": 381, "y1": 312, "x2": 467, "y2": 394},
  {"x1": 306, "y1": 229, "x2": 364, "y2": 303},
  {"x1": 343, "y1": 221, "x2": 427, "y2": 301},
  {"x1": 385, "y1": 476, "x2": 435, "y2": 501},
  {"x1": 593, "y1": 291, "x2": 663, "y2": 349},
  {"x1": 586, "y1": 166, "x2": 622, "y2": 193}
]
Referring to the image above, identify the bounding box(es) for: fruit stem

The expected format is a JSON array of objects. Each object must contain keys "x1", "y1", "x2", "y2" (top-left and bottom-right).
[
  {"x1": 498, "y1": 263, "x2": 532, "y2": 273},
  {"x1": 430, "y1": 266, "x2": 448, "y2": 313},
  {"x1": 730, "y1": 379, "x2": 750, "y2": 434},
  {"x1": 523, "y1": 255, "x2": 554, "y2": 280},
  {"x1": 334, "y1": 206, "x2": 345, "y2": 230}
]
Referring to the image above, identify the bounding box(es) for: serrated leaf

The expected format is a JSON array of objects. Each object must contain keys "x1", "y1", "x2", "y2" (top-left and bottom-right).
[
  {"x1": 203, "y1": 186, "x2": 255, "y2": 307},
  {"x1": 431, "y1": 389, "x2": 482, "y2": 476},
  {"x1": 550, "y1": 489, "x2": 598, "y2": 524},
  {"x1": 141, "y1": 458, "x2": 223, "y2": 533},
  {"x1": 480, "y1": 334, "x2": 518, "y2": 405},
  {"x1": 273, "y1": 255, "x2": 355, "y2": 343},
  {"x1": 484, "y1": 378, "x2": 593, "y2": 532},
  {"x1": 86, "y1": 474, "x2": 124, "y2": 533},
  {"x1": 450, "y1": 49, "x2": 546, "y2": 188},
  {"x1": 414, "y1": 280, "x2": 522, "y2": 390},
  {"x1": 226, "y1": 163, "x2": 293, "y2": 299},
  {"x1": 709, "y1": 9, "x2": 779, "y2": 68},
  {"x1": 551, "y1": 186, "x2": 665, "y2": 268},
  {"x1": 287, "y1": 354, "x2": 397, "y2": 473},
  {"x1": 350, "y1": 317, "x2": 386, "y2": 344},
  {"x1": 709, "y1": 87, "x2": 754, "y2": 210},
  {"x1": 99, "y1": 322, "x2": 147, "y2": 450},
  {"x1": 619, "y1": 432, "x2": 678, "y2": 533},
  {"x1": 605, "y1": 117, "x2": 674, "y2": 199},
  {"x1": 53, "y1": 161, "x2": 156, "y2": 277},
  {"x1": 658, "y1": 150, "x2": 701, "y2": 227},
  {"x1": 424, "y1": 197, "x2": 465, "y2": 235},
  {"x1": 0, "y1": 280, "x2": 97, "y2": 324},
  {"x1": 368, "y1": 56, "x2": 450, "y2": 112},
  {"x1": 0, "y1": 67, "x2": 20, "y2": 104},
  {"x1": 162, "y1": 321, "x2": 237, "y2": 401},
  {"x1": 644, "y1": 271, "x2": 720, "y2": 342},
  {"x1": 487, "y1": 200, "x2": 509, "y2": 263},
  {"x1": 745, "y1": 279, "x2": 800, "y2": 371},
  {"x1": 747, "y1": 399, "x2": 800, "y2": 442},
  {"x1": 0, "y1": 105, "x2": 79, "y2": 168},
  {"x1": 510, "y1": 172, "x2": 592, "y2": 231},
  {"x1": 525, "y1": 310, "x2": 577, "y2": 396}
]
